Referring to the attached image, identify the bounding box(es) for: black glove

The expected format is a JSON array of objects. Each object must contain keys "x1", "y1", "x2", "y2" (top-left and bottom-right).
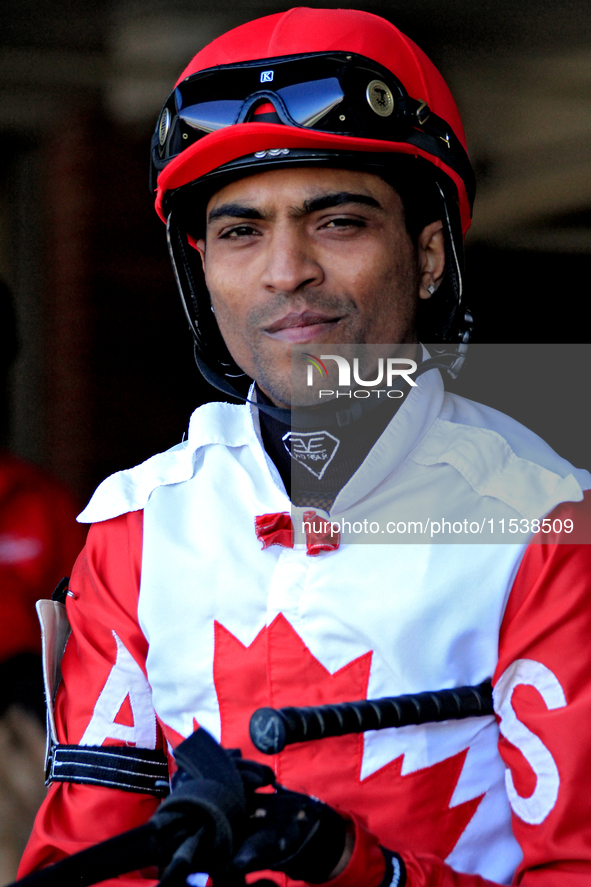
[
  {"x1": 233, "y1": 785, "x2": 348, "y2": 883},
  {"x1": 152, "y1": 728, "x2": 346, "y2": 886},
  {"x1": 152, "y1": 728, "x2": 274, "y2": 886}
]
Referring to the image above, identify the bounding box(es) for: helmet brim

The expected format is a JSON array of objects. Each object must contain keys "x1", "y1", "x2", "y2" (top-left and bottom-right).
[{"x1": 155, "y1": 122, "x2": 472, "y2": 235}]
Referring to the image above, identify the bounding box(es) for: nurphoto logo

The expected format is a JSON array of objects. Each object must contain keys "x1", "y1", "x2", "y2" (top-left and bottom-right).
[{"x1": 303, "y1": 351, "x2": 418, "y2": 400}]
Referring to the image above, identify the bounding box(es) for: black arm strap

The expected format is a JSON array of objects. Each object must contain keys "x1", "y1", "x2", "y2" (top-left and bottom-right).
[
  {"x1": 47, "y1": 743, "x2": 170, "y2": 797},
  {"x1": 41, "y1": 582, "x2": 170, "y2": 799}
]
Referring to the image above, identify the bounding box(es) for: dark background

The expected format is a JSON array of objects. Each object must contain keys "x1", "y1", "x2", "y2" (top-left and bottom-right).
[{"x1": 2, "y1": 0, "x2": 591, "y2": 503}]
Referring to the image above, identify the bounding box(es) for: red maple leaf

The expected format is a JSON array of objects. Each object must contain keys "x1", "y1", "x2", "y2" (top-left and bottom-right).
[{"x1": 213, "y1": 614, "x2": 483, "y2": 860}]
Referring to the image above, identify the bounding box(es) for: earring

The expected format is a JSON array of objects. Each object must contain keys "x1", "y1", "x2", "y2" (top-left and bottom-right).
[{"x1": 427, "y1": 284, "x2": 436, "y2": 295}]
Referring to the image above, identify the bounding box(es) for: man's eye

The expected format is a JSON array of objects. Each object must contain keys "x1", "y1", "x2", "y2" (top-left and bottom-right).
[
  {"x1": 221, "y1": 225, "x2": 259, "y2": 238},
  {"x1": 323, "y1": 217, "x2": 365, "y2": 229}
]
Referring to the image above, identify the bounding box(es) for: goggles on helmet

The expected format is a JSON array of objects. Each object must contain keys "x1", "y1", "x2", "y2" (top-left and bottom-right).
[{"x1": 151, "y1": 51, "x2": 474, "y2": 209}]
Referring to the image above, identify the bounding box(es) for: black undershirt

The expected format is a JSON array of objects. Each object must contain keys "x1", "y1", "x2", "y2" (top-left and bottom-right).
[{"x1": 257, "y1": 386, "x2": 405, "y2": 512}]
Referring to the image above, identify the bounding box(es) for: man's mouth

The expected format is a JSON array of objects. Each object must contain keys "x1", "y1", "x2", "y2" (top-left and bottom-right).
[{"x1": 264, "y1": 311, "x2": 342, "y2": 344}]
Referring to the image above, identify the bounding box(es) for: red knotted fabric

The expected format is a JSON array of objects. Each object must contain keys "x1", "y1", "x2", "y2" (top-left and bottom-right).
[
  {"x1": 255, "y1": 511, "x2": 341, "y2": 555},
  {"x1": 303, "y1": 510, "x2": 341, "y2": 556},
  {"x1": 255, "y1": 512, "x2": 294, "y2": 549}
]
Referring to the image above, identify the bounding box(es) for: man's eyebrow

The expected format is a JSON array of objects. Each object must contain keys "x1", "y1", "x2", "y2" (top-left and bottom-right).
[
  {"x1": 302, "y1": 192, "x2": 383, "y2": 214},
  {"x1": 207, "y1": 203, "x2": 264, "y2": 224},
  {"x1": 206, "y1": 192, "x2": 383, "y2": 225}
]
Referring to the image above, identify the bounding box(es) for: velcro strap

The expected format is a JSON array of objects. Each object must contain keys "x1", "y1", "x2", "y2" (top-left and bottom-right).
[{"x1": 48, "y1": 744, "x2": 170, "y2": 797}]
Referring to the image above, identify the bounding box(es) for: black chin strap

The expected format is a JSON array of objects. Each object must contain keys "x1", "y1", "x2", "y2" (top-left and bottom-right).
[{"x1": 194, "y1": 349, "x2": 465, "y2": 428}]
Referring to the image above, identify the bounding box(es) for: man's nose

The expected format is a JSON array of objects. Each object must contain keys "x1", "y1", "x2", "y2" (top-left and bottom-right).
[{"x1": 260, "y1": 227, "x2": 324, "y2": 294}]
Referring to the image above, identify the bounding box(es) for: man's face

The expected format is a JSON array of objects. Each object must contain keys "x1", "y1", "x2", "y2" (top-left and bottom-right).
[{"x1": 196, "y1": 166, "x2": 444, "y2": 407}]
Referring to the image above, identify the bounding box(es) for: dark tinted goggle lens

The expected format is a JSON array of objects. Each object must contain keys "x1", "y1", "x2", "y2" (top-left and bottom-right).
[{"x1": 178, "y1": 77, "x2": 345, "y2": 134}]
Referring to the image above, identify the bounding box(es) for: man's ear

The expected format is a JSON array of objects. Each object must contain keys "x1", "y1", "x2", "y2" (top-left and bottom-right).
[
  {"x1": 195, "y1": 238, "x2": 206, "y2": 272},
  {"x1": 417, "y1": 220, "x2": 445, "y2": 300}
]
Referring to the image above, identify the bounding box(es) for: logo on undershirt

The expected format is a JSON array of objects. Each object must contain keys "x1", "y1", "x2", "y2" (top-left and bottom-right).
[{"x1": 282, "y1": 431, "x2": 340, "y2": 479}]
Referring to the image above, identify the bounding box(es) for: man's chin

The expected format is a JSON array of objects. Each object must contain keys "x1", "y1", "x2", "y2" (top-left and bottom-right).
[{"x1": 255, "y1": 379, "x2": 321, "y2": 411}]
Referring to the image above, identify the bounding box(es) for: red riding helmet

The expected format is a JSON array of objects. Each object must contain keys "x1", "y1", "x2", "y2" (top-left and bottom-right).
[{"x1": 150, "y1": 8, "x2": 475, "y2": 394}]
